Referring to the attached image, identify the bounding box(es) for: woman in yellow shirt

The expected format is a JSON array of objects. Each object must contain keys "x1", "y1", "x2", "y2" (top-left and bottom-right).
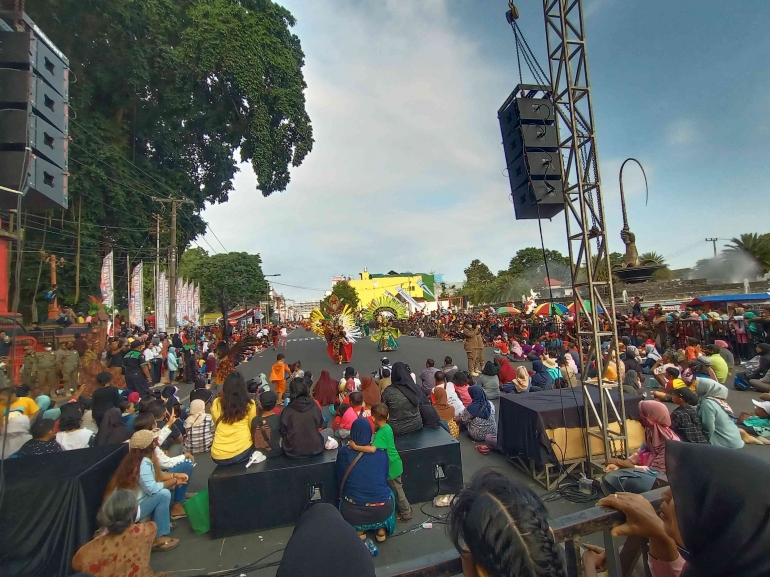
[{"x1": 209, "y1": 372, "x2": 256, "y2": 465}]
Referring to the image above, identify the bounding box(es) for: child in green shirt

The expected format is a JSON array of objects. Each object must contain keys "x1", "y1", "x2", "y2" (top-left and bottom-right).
[{"x1": 348, "y1": 403, "x2": 412, "y2": 520}]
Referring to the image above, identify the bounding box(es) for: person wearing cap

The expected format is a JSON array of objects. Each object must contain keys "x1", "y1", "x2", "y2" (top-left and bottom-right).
[
  {"x1": 669, "y1": 388, "x2": 708, "y2": 444},
  {"x1": 737, "y1": 399, "x2": 770, "y2": 445},
  {"x1": 699, "y1": 344, "x2": 729, "y2": 384},
  {"x1": 104, "y1": 429, "x2": 186, "y2": 551},
  {"x1": 375, "y1": 357, "x2": 392, "y2": 381}
]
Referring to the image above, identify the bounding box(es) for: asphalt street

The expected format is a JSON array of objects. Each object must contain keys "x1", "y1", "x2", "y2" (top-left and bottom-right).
[
  {"x1": 152, "y1": 330, "x2": 769, "y2": 576},
  {"x1": 152, "y1": 330, "x2": 593, "y2": 576}
]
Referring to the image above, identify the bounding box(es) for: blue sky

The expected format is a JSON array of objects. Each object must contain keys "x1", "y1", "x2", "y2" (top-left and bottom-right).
[{"x1": 201, "y1": 0, "x2": 770, "y2": 300}]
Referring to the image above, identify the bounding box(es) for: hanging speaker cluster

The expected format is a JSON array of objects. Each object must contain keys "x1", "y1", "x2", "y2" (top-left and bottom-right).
[{"x1": 498, "y1": 84, "x2": 564, "y2": 220}]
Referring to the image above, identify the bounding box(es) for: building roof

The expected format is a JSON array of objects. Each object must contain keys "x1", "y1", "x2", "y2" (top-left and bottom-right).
[
  {"x1": 369, "y1": 271, "x2": 429, "y2": 278},
  {"x1": 687, "y1": 293, "x2": 770, "y2": 305},
  {"x1": 543, "y1": 277, "x2": 566, "y2": 287}
]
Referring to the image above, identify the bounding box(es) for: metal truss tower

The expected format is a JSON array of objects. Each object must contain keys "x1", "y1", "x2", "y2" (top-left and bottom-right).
[{"x1": 541, "y1": 0, "x2": 628, "y2": 469}]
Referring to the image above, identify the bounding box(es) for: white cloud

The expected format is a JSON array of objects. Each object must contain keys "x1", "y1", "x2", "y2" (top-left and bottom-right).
[
  {"x1": 584, "y1": 0, "x2": 614, "y2": 17},
  {"x1": 666, "y1": 118, "x2": 697, "y2": 146},
  {"x1": 201, "y1": 0, "x2": 558, "y2": 298}
]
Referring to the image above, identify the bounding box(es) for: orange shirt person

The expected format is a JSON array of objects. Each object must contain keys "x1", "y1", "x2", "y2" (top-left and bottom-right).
[{"x1": 269, "y1": 353, "x2": 288, "y2": 401}]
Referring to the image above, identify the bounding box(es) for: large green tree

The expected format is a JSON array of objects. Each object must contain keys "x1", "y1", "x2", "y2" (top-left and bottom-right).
[
  {"x1": 507, "y1": 247, "x2": 570, "y2": 278},
  {"x1": 322, "y1": 281, "x2": 360, "y2": 310},
  {"x1": 724, "y1": 233, "x2": 770, "y2": 275},
  {"x1": 192, "y1": 252, "x2": 267, "y2": 322},
  {"x1": 17, "y1": 0, "x2": 313, "y2": 320}
]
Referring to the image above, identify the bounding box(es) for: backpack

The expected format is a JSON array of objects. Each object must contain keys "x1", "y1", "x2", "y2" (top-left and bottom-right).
[{"x1": 253, "y1": 409, "x2": 272, "y2": 451}]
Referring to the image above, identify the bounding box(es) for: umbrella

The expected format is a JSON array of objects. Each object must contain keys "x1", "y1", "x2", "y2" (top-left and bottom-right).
[
  {"x1": 496, "y1": 306, "x2": 521, "y2": 315},
  {"x1": 533, "y1": 302, "x2": 568, "y2": 315},
  {"x1": 567, "y1": 300, "x2": 604, "y2": 314}
]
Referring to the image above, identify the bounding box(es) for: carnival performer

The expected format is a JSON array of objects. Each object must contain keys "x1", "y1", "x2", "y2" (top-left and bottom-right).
[
  {"x1": 361, "y1": 295, "x2": 408, "y2": 353},
  {"x1": 310, "y1": 295, "x2": 361, "y2": 365},
  {"x1": 213, "y1": 337, "x2": 258, "y2": 388}
]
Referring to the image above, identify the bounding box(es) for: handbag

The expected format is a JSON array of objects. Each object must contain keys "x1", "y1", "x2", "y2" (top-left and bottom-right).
[
  {"x1": 339, "y1": 452, "x2": 364, "y2": 499},
  {"x1": 183, "y1": 488, "x2": 210, "y2": 534}
]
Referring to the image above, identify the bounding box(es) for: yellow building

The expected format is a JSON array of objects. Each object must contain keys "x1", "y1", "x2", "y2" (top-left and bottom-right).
[{"x1": 348, "y1": 269, "x2": 437, "y2": 310}]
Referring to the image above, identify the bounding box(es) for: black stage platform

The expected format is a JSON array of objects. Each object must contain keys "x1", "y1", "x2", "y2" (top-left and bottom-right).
[
  {"x1": 208, "y1": 427, "x2": 463, "y2": 537},
  {"x1": 497, "y1": 387, "x2": 643, "y2": 467}
]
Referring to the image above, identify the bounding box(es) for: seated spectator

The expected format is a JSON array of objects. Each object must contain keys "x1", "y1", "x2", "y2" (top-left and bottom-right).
[
  {"x1": 252, "y1": 391, "x2": 283, "y2": 458},
  {"x1": 433, "y1": 387, "x2": 459, "y2": 438},
  {"x1": 713, "y1": 339, "x2": 735, "y2": 373},
  {"x1": 331, "y1": 401, "x2": 351, "y2": 434},
  {"x1": 339, "y1": 366, "x2": 361, "y2": 392},
  {"x1": 17, "y1": 418, "x2": 61, "y2": 456},
  {"x1": 435, "y1": 371, "x2": 465, "y2": 415},
  {"x1": 0, "y1": 413, "x2": 31, "y2": 458},
  {"x1": 91, "y1": 372, "x2": 123, "y2": 427},
  {"x1": 623, "y1": 346, "x2": 644, "y2": 375},
  {"x1": 602, "y1": 400, "x2": 680, "y2": 494},
  {"x1": 377, "y1": 368, "x2": 392, "y2": 392},
  {"x1": 477, "y1": 362, "x2": 500, "y2": 400},
  {"x1": 276, "y1": 503, "x2": 375, "y2": 577},
  {"x1": 588, "y1": 442, "x2": 770, "y2": 577},
  {"x1": 737, "y1": 399, "x2": 770, "y2": 445},
  {"x1": 669, "y1": 388, "x2": 708, "y2": 444},
  {"x1": 419, "y1": 359, "x2": 438, "y2": 396},
  {"x1": 381, "y1": 362, "x2": 424, "y2": 435},
  {"x1": 449, "y1": 470, "x2": 566, "y2": 576},
  {"x1": 73, "y1": 489, "x2": 162, "y2": 576},
  {"x1": 652, "y1": 367, "x2": 690, "y2": 402},
  {"x1": 642, "y1": 343, "x2": 662, "y2": 372},
  {"x1": 452, "y1": 371, "x2": 473, "y2": 406},
  {"x1": 529, "y1": 360, "x2": 554, "y2": 391},
  {"x1": 210, "y1": 372, "x2": 257, "y2": 464},
  {"x1": 360, "y1": 376, "x2": 381, "y2": 412},
  {"x1": 121, "y1": 399, "x2": 137, "y2": 433},
  {"x1": 184, "y1": 399, "x2": 214, "y2": 454},
  {"x1": 335, "y1": 418, "x2": 395, "y2": 541},
  {"x1": 700, "y1": 344, "x2": 729, "y2": 383},
  {"x1": 33, "y1": 395, "x2": 61, "y2": 421},
  {"x1": 280, "y1": 378, "x2": 325, "y2": 458},
  {"x1": 558, "y1": 355, "x2": 579, "y2": 388},
  {"x1": 313, "y1": 370, "x2": 339, "y2": 422},
  {"x1": 684, "y1": 337, "x2": 701, "y2": 361},
  {"x1": 441, "y1": 356, "x2": 459, "y2": 382},
  {"x1": 339, "y1": 392, "x2": 362, "y2": 430},
  {"x1": 736, "y1": 343, "x2": 770, "y2": 392},
  {"x1": 542, "y1": 354, "x2": 561, "y2": 383},
  {"x1": 104, "y1": 430, "x2": 184, "y2": 551},
  {"x1": 148, "y1": 401, "x2": 183, "y2": 450},
  {"x1": 189, "y1": 376, "x2": 214, "y2": 407},
  {"x1": 696, "y1": 378, "x2": 744, "y2": 449},
  {"x1": 459, "y1": 386, "x2": 497, "y2": 442},
  {"x1": 502, "y1": 365, "x2": 531, "y2": 394},
  {"x1": 0, "y1": 386, "x2": 39, "y2": 418},
  {"x1": 56, "y1": 404, "x2": 95, "y2": 450},
  {"x1": 95, "y1": 407, "x2": 132, "y2": 446}
]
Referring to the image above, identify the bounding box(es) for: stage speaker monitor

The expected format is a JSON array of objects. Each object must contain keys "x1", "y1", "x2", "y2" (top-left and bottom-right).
[
  {"x1": 0, "y1": 27, "x2": 69, "y2": 211},
  {"x1": 511, "y1": 179, "x2": 564, "y2": 221}
]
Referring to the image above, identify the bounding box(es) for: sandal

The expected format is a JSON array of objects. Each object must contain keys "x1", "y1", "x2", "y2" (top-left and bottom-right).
[
  {"x1": 376, "y1": 529, "x2": 387, "y2": 543},
  {"x1": 475, "y1": 444, "x2": 490, "y2": 455},
  {"x1": 152, "y1": 538, "x2": 180, "y2": 552},
  {"x1": 169, "y1": 521, "x2": 178, "y2": 530},
  {"x1": 171, "y1": 512, "x2": 187, "y2": 520},
  {"x1": 357, "y1": 531, "x2": 366, "y2": 540}
]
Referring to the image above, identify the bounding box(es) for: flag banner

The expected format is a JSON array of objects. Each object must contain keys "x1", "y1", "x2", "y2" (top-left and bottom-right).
[
  {"x1": 383, "y1": 290, "x2": 397, "y2": 298},
  {"x1": 187, "y1": 282, "x2": 194, "y2": 323},
  {"x1": 416, "y1": 279, "x2": 436, "y2": 300},
  {"x1": 396, "y1": 286, "x2": 423, "y2": 310},
  {"x1": 100, "y1": 251, "x2": 114, "y2": 308},
  {"x1": 180, "y1": 279, "x2": 187, "y2": 322},
  {"x1": 193, "y1": 284, "x2": 200, "y2": 326},
  {"x1": 158, "y1": 271, "x2": 168, "y2": 332},
  {"x1": 129, "y1": 262, "x2": 143, "y2": 327},
  {"x1": 176, "y1": 278, "x2": 183, "y2": 326}
]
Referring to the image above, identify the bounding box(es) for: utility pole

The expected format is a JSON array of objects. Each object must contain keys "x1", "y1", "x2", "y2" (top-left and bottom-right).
[
  {"x1": 151, "y1": 197, "x2": 194, "y2": 329},
  {"x1": 705, "y1": 238, "x2": 718, "y2": 259},
  {"x1": 74, "y1": 197, "x2": 82, "y2": 303},
  {"x1": 154, "y1": 214, "x2": 160, "y2": 320}
]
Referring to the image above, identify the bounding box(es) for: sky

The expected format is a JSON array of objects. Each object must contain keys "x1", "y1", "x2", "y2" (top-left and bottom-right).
[{"x1": 200, "y1": 0, "x2": 770, "y2": 302}]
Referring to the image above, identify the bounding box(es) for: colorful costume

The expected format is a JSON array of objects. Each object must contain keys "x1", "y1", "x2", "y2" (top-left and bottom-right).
[
  {"x1": 310, "y1": 295, "x2": 360, "y2": 364},
  {"x1": 362, "y1": 295, "x2": 408, "y2": 352}
]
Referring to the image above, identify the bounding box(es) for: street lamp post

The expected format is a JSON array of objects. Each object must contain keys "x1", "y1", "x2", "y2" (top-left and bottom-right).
[{"x1": 264, "y1": 274, "x2": 281, "y2": 326}]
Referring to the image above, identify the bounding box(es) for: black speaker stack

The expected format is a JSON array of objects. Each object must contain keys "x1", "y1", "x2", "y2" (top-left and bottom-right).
[
  {"x1": 498, "y1": 84, "x2": 564, "y2": 220},
  {"x1": 0, "y1": 14, "x2": 69, "y2": 211}
]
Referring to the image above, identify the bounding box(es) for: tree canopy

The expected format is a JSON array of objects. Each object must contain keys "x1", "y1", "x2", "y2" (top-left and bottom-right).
[{"x1": 17, "y1": 0, "x2": 313, "y2": 320}]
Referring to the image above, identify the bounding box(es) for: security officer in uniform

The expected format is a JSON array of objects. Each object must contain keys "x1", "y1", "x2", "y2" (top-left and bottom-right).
[
  {"x1": 473, "y1": 323, "x2": 485, "y2": 376},
  {"x1": 36, "y1": 345, "x2": 58, "y2": 396},
  {"x1": 20, "y1": 345, "x2": 37, "y2": 387},
  {"x1": 462, "y1": 322, "x2": 480, "y2": 377},
  {"x1": 123, "y1": 338, "x2": 153, "y2": 397},
  {"x1": 61, "y1": 340, "x2": 80, "y2": 392}
]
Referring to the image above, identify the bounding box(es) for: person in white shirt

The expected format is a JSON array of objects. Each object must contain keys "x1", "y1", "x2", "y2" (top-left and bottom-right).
[
  {"x1": 279, "y1": 326, "x2": 288, "y2": 349},
  {"x1": 434, "y1": 372, "x2": 465, "y2": 416},
  {"x1": 56, "y1": 406, "x2": 95, "y2": 450}
]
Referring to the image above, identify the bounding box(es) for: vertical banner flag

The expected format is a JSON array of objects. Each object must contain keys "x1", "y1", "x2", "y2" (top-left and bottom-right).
[
  {"x1": 187, "y1": 282, "x2": 194, "y2": 323},
  {"x1": 180, "y1": 279, "x2": 187, "y2": 322},
  {"x1": 176, "y1": 278, "x2": 183, "y2": 326},
  {"x1": 396, "y1": 286, "x2": 423, "y2": 310},
  {"x1": 157, "y1": 271, "x2": 168, "y2": 332},
  {"x1": 193, "y1": 284, "x2": 200, "y2": 325},
  {"x1": 129, "y1": 262, "x2": 144, "y2": 327},
  {"x1": 100, "y1": 251, "x2": 114, "y2": 309},
  {"x1": 416, "y1": 279, "x2": 436, "y2": 300}
]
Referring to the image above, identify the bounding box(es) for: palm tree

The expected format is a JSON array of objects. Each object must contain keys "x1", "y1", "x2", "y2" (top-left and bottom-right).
[
  {"x1": 639, "y1": 252, "x2": 666, "y2": 266},
  {"x1": 723, "y1": 233, "x2": 770, "y2": 275}
]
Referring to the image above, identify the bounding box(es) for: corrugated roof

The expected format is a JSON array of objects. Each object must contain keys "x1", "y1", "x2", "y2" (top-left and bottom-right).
[{"x1": 688, "y1": 293, "x2": 770, "y2": 305}]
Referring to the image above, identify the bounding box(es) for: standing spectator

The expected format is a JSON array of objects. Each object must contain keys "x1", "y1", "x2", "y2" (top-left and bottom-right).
[
  {"x1": 91, "y1": 372, "x2": 123, "y2": 427},
  {"x1": 166, "y1": 347, "x2": 179, "y2": 382},
  {"x1": 280, "y1": 326, "x2": 288, "y2": 348}
]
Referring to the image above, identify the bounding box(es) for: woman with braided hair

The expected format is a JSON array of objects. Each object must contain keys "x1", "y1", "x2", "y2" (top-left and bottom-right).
[{"x1": 449, "y1": 469, "x2": 566, "y2": 577}]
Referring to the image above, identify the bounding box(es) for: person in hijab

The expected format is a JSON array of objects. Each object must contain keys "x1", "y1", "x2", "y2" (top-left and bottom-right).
[
  {"x1": 95, "y1": 407, "x2": 132, "y2": 446},
  {"x1": 696, "y1": 378, "x2": 743, "y2": 449},
  {"x1": 160, "y1": 385, "x2": 182, "y2": 416},
  {"x1": 529, "y1": 360, "x2": 554, "y2": 391},
  {"x1": 590, "y1": 442, "x2": 770, "y2": 577},
  {"x1": 432, "y1": 387, "x2": 458, "y2": 438},
  {"x1": 503, "y1": 365, "x2": 530, "y2": 394},
  {"x1": 277, "y1": 503, "x2": 375, "y2": 577},
  {"x1": 495, "y1": 356, "x2": 516, "y2": 389},
  {"x1": 381, "y1": 362, "x2": 423, "y2": 435},
  {"x1": 622, "y1": 369, "x2": 642, "y2": 396},
  {"x1": 360, "y1": 376, "x2": 381, "y2": 409},
  {"x1": 601, "y1": 400, "x2": 680, "y2": 494},
  {"x1": 34, "y1": 395, "x2": 61, "y2": 421},
  {"x1": 0, "y1": 414, "x2": 32, "y2": 458},
  {"x1": 335, "y1": 418, "x2": 395, "y2": 541},
  {"x1": 624, "y1": 346, "x2": 644, "y2": 375},
  {"x1": 521, "y1": 342, "x2": 533, "y2": 358},
  {"x1": 279, "y1": 378, "x2": 325, "y2": 457},
  {"x1": 459, "y1": 386, "x2": 496, "y2": 442},
  {"x1": 184, "y1": 399, "x2": 214, "y2": 454},
  {"x1": 713, "y1": 339, "x2": 735, "y2": 373},
  {"x1": 509, "y1": 339, "x2": 524, "y2": 360},
  {"x1": 477, "y1": 361, "x2": 500, "y2": 400},
  {"x1": 642, "y1": 343, "x2": 663, "y2": 373}
]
